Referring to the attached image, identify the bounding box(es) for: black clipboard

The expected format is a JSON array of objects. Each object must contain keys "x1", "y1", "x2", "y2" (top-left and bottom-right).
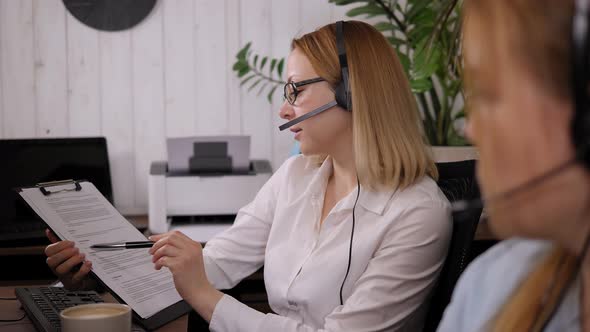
[{"x1": 17, "y1": 179, "x2": 192, "y2": 331}]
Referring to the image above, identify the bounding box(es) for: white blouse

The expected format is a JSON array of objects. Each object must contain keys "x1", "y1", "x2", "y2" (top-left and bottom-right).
[{"x1": 203, "y1": 155, "x2": 452, "y2": 332}]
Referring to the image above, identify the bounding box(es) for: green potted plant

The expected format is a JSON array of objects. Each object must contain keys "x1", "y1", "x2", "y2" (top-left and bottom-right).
[{"x1": 232, "y1": 0, "x2": 477, "y2": 161}]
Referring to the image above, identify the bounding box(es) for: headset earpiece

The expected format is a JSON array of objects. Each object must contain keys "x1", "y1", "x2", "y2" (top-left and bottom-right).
[
  {"x1": 335, "y1": 21, "x2": 352, "y2": 111},
  {"x1": 572, "y1": 0, "x2": 590, "y2": 169}
]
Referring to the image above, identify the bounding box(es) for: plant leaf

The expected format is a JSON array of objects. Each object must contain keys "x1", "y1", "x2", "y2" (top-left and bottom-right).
[
  {"x1": 396, "y1": 50, "x2": 411, "y2": 73},
  {"x1": 408, "y1": 26, "x2": 433, "y2": 45},
  {"x1": 346, "y1": 4, "x2": 384, "y2": 18},
  {"x1": 374, "y1": 21, "x2": 396, "y2": 32},
  {"x1": 387, "y1": 36, "x2": 406, "y2": 46},
  {"x1": 232, "y1": 60, "x2": 245, "y2": 71},
  {"x1": 329, "y1": 0, "x2": 368, "y2": 5},
  {"x1": 236, "y1": 42, "x2": 251, "y2": 59},
  {"x1": 253, "y1": 55, "x2": 259, "y2": 68},
  {"x1": 260, "y1": 56, "x2": 268, "y2": 70},
  {"x1": 240, "y1": 74, "x2": 256, "y2": 86},
  {"x1": 238, "y1": 66, "x2": 251, "y2": 78},
  {"x1": 258, "y1": 82, "x2": 270, "y2": 95},
  {"x1": 408, "y1": 8, "x2": 436, "y2": 28},
  {"x1": 267, "y1": 85, "x2": 279, "y2": 103},
  {"x1": 411, "y1": 37, "x2": 442, "y2": 81},
  {"x1": 270, "y1": 58, "x2": 277, "y2": 74},
  {"x1": 248, "y1": 78, "x2": 263, "y2": 92},
  {"x1": 410, "y1": 78, "x2": 433, "y2": 93},
  {"x1": 277, "y1": 58, "x2": 285, "y2": 78},
  {"x1": 407, "y1": 0, "x2": 432, "y2": 21},
  {"x1": 446, "y1": 127, "x2": 468, "y2": 146},
  {"x1": 452, "y1": 110, "x2": 466, "y2": 120}
]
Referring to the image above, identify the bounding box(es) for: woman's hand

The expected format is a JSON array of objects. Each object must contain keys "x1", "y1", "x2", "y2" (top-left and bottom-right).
[
  {"x1": 149, "y1": 231, "x2": 223, "y2": 322},
  {"x1": 44, "y1": 229, "x2": 94, "y2": 290}
]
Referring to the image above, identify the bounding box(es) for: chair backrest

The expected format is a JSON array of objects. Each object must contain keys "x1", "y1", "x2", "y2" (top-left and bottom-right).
[{"x1": 422, "y1": 159, "x2": 483, "y2": 332}]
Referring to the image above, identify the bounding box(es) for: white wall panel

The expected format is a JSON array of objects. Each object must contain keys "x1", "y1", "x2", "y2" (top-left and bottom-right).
[
  {"x1": 163, "y1": 0, "x2": 196, "y2": 137},
  {"x1": 100, "y1": 31, "x2": 135, "y2": 211},
  {"x1": 240, "y1": 0, "x2": 272, "y2": 160},
  {"x1": 66, "y1": 11, "x2": 101, "y2": 136},
  {"x1": 0, "y1": 0, "x2": 36, "y2": 138},
  {"x1": 195, "y1": 0, "x2": 228, "y2": 135},
  {"x1": 33, "y1": 0, "x2": 68, "y2": 137},
  {"x1": 300, "y1": 0, "x2": 332, "y2": 35},
  {"x1": 271, "y1": 0, "x2": 301, "y2": 169},
  {"x1": 132, "y1": 3, "x2": 165, "y2": 210},
  {"x1": 225, "y1": 0, "x2": 242, "y2": 135}
]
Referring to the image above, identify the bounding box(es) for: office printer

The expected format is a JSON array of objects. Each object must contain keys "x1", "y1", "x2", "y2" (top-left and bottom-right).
[{"x1": 148, "y1": 136, "x2": 272, "y2": 237}]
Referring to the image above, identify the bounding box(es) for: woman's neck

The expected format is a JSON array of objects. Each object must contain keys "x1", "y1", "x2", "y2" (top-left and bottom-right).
[{"x1": 329, "y1": 152, "x2": 357, "y2": 195}]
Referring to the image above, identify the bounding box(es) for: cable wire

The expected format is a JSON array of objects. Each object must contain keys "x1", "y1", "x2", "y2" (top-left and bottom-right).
[{"x1": 339, "y1": 177, "x2": 361, "y2": 305}]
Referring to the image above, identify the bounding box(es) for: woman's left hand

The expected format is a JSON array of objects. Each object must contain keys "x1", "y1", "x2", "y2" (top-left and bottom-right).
[{"x1": 148, "y1": 231, "x2": 223, "y2": 321}]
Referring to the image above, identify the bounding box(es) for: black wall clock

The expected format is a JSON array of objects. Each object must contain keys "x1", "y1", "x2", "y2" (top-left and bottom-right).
[{"x1": 63, "y1": 0, "x2": 157, "y2": 32}]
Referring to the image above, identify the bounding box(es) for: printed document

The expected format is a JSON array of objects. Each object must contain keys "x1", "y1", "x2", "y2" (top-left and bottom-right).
[{"x1": 18, "y1": 181, "x2": 182, "y2": 319}]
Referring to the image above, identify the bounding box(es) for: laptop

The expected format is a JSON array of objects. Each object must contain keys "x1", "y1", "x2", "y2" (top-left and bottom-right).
[{"x1": 0, "y1": 137, "x2": 113, "y2": 246}]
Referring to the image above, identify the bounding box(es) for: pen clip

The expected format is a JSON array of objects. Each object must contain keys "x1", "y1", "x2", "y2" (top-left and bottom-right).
[{"x1": 36, "y1": 179, "x2": 82, "y2": 196}]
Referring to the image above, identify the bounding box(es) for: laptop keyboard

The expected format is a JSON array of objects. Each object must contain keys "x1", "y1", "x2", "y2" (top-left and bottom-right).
[{"x1": 15, "y1": 287, "x2": 145, "y2": 332}]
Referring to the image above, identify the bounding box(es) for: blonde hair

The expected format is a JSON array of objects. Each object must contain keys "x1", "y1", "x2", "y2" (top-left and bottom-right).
[
  {"x1": 463, "y1": 1, "x2": 578, "y2": 330},
  {"x1": 292, "y1": 21, "x2": 437, "y2": 191}
]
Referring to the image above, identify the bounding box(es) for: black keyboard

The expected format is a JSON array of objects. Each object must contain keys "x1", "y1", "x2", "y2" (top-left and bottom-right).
[{"x1": 15, "y1": 287, "x2": 145, "y2": 332}]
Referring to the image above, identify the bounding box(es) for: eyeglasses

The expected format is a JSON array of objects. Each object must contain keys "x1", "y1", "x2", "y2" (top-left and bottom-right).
[{"x1": 283, "y1": 77, "x2": 325, "y2": 105}]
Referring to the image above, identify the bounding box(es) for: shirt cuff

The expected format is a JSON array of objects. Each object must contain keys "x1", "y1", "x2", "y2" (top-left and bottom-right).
[{"x1": 209, "y1": 294, "x2": 266, "y2": 332}]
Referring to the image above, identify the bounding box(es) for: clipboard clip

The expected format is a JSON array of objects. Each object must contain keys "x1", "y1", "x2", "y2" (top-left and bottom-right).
[{"x1": 36, "y1": 179, "x2": 82, "y2": 196}]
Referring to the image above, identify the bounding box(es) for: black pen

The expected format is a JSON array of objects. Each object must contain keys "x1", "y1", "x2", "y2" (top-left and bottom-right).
[{"x1": 90, "y1": 241, "x2": 154, "y2": 250}]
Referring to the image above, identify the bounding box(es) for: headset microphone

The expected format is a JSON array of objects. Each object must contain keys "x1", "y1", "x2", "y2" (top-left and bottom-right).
[
  {"x1": 278, "y1": 100, "x2": 338, "y2": 131},
  {"x1": 451, "y1": 157, "x2": 578, "y2": 216}
]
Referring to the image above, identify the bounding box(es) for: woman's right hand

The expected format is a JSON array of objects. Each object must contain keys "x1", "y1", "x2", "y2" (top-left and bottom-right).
[{"x1": 44, "y1": 229, "x2": 94, "y2": 290}]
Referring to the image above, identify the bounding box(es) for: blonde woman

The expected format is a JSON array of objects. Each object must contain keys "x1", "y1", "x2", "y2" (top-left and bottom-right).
[
  {"x1": 45, "y1": 21, "x2": 451, "y2": 331},
  {"x1": 437, "y1": 0, "x2": 590, "y2": 331}
]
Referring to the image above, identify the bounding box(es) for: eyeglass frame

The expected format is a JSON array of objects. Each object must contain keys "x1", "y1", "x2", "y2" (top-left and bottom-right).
[{"x1": 283, "y1": 77, "x2": 326, "y2": 105}]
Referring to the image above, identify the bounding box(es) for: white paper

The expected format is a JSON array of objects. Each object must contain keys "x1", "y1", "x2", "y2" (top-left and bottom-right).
[{"x1": 19, "y1": 181, "x2": 183, "y2": 319}]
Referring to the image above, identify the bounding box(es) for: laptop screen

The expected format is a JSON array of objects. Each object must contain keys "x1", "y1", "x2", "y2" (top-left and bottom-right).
[{"x1": 0, "y1": 137, "x2": 113, "y2": 230}]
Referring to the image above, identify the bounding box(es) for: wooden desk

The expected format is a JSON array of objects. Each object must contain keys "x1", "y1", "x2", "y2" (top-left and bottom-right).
[{"x1": 0, "y1": 285, "x2": 187, "y2": 332}]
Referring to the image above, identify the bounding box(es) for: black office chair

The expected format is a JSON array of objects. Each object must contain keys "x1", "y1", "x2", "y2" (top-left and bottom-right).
[{"x1": 422, "y1": 159, "x2": 483, "y2": 332}]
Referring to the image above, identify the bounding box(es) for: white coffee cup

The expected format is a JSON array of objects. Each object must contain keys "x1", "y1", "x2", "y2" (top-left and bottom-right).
[{"x1": 60, "y1": 303, "x2": 132, "y2": 332}]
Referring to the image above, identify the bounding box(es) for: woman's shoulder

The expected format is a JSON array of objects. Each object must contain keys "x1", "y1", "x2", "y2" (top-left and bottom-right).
[
  {"x1": 391, "y1": 176, "x2": 450, "y2": 209},
  {"x1": 467, "y1": 237, "x2": 551, "y2": 273},
  {"x1": 461, "y1": 238, "x2": 552, "y2": 293},
  {"x1": 377, "y1": 176, "x2": 451, "y2": 240},
  {"x1": 438, "y1": 238, "x2": 553, "y2": 331}
]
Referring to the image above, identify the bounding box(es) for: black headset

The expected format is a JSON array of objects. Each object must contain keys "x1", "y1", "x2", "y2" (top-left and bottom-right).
[
  {"x1": 572, "y1": 0, "x2": 590, "y2": 169},
  {"x1": 335, "y1": 21, "x2": 352, "y2": 111},
  {"x1": 333, "y1": 21, "x2": 359, "y2": 306}
]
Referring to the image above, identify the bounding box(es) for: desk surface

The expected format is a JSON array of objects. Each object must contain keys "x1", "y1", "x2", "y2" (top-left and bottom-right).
[
  {"x1": 0, "y1": 214, "x2": 494, "y2": 331},
  {"x1": 0, "y1": 215, "x2": 497, "y2": 258},
  {"x1": 0, "y1": 285, "x2": 187, "y2": 332}
]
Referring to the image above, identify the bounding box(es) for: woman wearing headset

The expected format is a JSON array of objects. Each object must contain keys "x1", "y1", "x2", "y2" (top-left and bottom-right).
[
  {"x1": 45, "y1": 21, "x2": 451, "y2": 331},
  {"x1": 438, "y1": 0, "x2": 590, "y2": 331}
]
